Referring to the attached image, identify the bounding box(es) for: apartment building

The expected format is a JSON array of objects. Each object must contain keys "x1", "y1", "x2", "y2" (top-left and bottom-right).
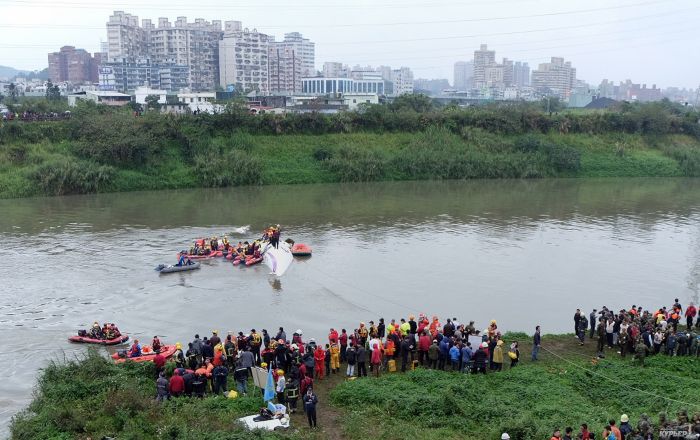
[
  {"x1": 105, "y1": 11, "x2": 223, "y2": 91},
  {"x1": 473, "y1": 44, "x2": 495, "y2": 88},
  {"x1": 453, "y1": 61, "x2": 473, "y2": 91},
  {"x1": 513, "y1": 61, "x2": 530, "y2": 87},
  {"x1": 531, "y1": 57, "x2": 576, "y2": 100},
  {"x1": 219, "y1": 22, "x2": 271, "y2": 94},
  {"x1": 392, "y1": 66, "x2": 414, "y2": 96},
  {"x1": 322, "y1": 62, "x2": 349, "y2": 78},
  {"x1": 48, "y1": 46, "x2": 101, "y2": 83},
  {"x1": 269, "y1": 45, "x2": 302, "y2": 94},
  {"x1": 271, "y1": 32, "x2": 315, "y2": 77}
]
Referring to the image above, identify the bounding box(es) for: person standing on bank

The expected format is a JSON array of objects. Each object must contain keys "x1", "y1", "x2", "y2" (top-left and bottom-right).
[
  {"x1": 303, "y1": 387, "x2": 318, "y2": 428},
  {"x1": 532, "y1": 326, "x2": 541, "y2": 361}
]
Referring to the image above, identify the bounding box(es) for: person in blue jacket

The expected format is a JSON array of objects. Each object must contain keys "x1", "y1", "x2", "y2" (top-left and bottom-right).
[
  {"x1": 438, "y1": 337, "x2": 450, "y2": 370},
  {"x1": 449, "y1": 343, "x2": 461, "y2": 371},
  {"x1": 460, "y1": 342, "x2": 473, "y2": 373}
]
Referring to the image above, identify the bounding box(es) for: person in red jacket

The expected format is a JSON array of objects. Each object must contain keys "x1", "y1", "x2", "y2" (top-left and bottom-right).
[
  {"x1": 685, "y1": 302, "x2": 697, "y2": 330},
  {"x1": 339, "y1": 329, "x2": 348, "y2": 363},
  {"x1": 169, "y1": 370, "x2": 185, "y2": 397},
  {"x1": 418, "y1": 331, "x2": 431, "y2": 366},
  {"x1": 313, "y1": 346, "x2": 326, "y2": 380},
  {"x1": 153, "y1": 351, "x2": 166, "y2": 378},
  {"x1": 328, "y1": 328, "x2": 339, "y2": 345},
  {"x1": 371, "y1": 342, "x2": 383, "y2": 377}
]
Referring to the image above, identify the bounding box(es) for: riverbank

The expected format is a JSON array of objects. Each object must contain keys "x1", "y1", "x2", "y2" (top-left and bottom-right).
[
  {"x1": 11, "y1": 333, "x2": 699, "y2": 439},
  {"x1": 1, "y1": 101, "x2": 700, "y2": 198},
  {"x1": 1, "y1": 130, "x2": 698, "y2": 199}
]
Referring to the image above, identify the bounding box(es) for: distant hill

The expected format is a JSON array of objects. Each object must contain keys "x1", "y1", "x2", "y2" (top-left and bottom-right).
[{"x1": 0, "y1": 66, "x2": 49, "y2": 81}]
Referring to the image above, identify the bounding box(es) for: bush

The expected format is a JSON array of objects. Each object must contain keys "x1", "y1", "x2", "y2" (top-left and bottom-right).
[
  {"x1": 193, "y1": 149, "x2": 263, "y2": 187},
  {"x1": 4, "y1": 144, "x2": 29, "y2": 164},
  {"x1": 542, "y1": 142, "x2": 581, "y2": 172},
  {"x1": 70, "y1": 110, "x2": 166, "y2": 166},
  {"x1": 323, "y1": 145, "x2": 386, "y2": 182},
  {"x1": 312, "y1": 147, "x2": 333, "y2": 161},
  {"x1": 659, "y1": 144, "x2": 700, "y2": 176},
  {"x1": 29, "y1": 158, "x2": 115, "y2": 195},
  {"x1": 514, "y1": 135, "x2": 542, "y2": 153}
]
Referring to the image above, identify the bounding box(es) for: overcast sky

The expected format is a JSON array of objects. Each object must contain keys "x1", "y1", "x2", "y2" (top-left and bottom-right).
[{"x1": 0, "y1": 0, "x2": 698, "y2": 88}]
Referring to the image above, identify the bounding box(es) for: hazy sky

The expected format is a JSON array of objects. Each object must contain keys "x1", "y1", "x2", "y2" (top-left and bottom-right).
[{"x1": 0, "y1": 0, "x2": 698, "y2": 88}]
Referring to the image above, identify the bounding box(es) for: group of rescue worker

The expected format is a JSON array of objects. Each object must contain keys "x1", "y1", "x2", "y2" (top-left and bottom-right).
[{"x1": 79, "y1": 322, "x2": 122, "y2": 340}]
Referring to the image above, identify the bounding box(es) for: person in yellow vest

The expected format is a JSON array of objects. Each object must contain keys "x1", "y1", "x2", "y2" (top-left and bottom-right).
[
  {"x1": 492, "y1": 340, "x2": 504, "y2": 371},
  {"x1": 358, "y1": 322, "x2": 369, "y2": 346},
  {"x1": 399, "y1": 318, "x2": 410, "y2": 337},
  {"x1": 330, "y1": 343, "x2": 340, "y2": 374}
]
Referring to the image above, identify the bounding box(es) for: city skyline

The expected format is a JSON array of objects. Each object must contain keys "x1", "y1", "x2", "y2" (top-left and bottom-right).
[{"x1": 0, "y1": 0, "x2": 699, "y2": 89}]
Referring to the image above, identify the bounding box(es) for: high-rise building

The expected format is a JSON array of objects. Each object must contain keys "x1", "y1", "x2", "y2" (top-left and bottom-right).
[
  {"x1": 48, "y1": 46, "x2": 100, "y2": 83},
  {"x1": 268, "y1": 44, "x2": 302, "y2": 94},
  {"x1": 144, "y1": 16, "x2": 223, "y2": 91},
  {"x1": 473, "y1": 44, "x2": 495, "y2": 88},
  {"x1": 219, "y1": 22, "x2": 271, "y2": 94},
  {"x1": 270, "y1": 32, "x2": 315, "y2": 77},
  {"x1": 392, "y1": 66, "x2": 414, "y2": 96},
  {"x1": 322, "y1": 62, "x2": 349, "y2": 78},
  {"x1": 501, "y1": 58, "x2": 514, "y2": 87},
  {"x1": 267, "y1": 32, "x2": 314, "y2": 94},
  {"x1": 531, "y1": 57, "x2": 576, "y2": 99},
  {"x1": 513, "y1": 61, "x2": 530, "y2": 87},
  {"x1": 105, "y1": 11, "x2": 223, "y2": 91},
  {"x1": 106, "y1": 11, "x2": 148, "y2": 62},
  {"x1": 453, "y1": 61, "x2": 473, "y2": 91}
]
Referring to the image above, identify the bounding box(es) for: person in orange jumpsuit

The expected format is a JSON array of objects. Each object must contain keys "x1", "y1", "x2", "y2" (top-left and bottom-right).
[{"x1": 313, "y1": 345, "x2": 326, "y2": 380}]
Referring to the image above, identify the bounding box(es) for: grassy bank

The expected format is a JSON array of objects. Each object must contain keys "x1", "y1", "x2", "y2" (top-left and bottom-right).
[
  {"x1": 331, "y1": 334, "x2": 700, "y2": 439},
  {"x1": 11, "y1": 333, "x2": 700, "y2": 440},
  {"x1": 1, "y1": 100, "x2": 700, "y2": 198}
]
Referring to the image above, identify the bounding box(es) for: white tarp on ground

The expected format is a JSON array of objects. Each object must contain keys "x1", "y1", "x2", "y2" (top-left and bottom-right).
[
  {"x1": 262, "y1": 242, "x2": 294, "y2": 277},
  {"x1": 238, "y1": 414, "x2": 290, "y2": 431}
]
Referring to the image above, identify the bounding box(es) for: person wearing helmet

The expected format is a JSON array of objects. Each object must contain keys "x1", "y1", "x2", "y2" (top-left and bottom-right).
[
  {"x1": 275, "y1": 369, "x2": 286, "y2": 404},
  {"x1": 173, "y1": 342, "x2": 185, "y2": 368}
]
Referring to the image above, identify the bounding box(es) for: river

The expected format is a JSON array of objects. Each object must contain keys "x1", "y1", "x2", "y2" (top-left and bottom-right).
[{"x1": 1, "y1": 178, "x2": 699, "y2": 434}]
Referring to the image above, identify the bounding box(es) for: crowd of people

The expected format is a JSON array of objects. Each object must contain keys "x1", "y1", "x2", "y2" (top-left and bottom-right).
[
  {"x1": 1, "y1": 110, "x2": 71, "y2": 121},
  {"x1": 573, "y1": 299, "x2": 700, "y2": 362},
  {"x1": 141, "y1": 298, "x2": 698, "y2": 433},
  {"x1": 148, "y1": 315, "x2": 527, "y2": 429},
  {"x1": 529, "y1": 410, "x2": 700, "y2": 440},
  {"x1": 181, "y1": 226, "x2": 281, "y2": 260}
]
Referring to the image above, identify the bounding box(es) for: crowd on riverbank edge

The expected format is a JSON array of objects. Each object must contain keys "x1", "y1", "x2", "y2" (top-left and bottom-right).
[{"x1": 119, "y1": 299, "x2": 699, "y2": 436}]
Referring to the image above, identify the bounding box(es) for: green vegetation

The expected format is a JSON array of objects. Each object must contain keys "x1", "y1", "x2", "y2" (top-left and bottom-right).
[
  {"x1": 10, "y1": 350, "x2": 288, "y2": 440},
  {"x1": 331, "y1": 349, "x2": 700, "y2": 439},
  {"x1": 11, "y1": 335, "x2": 700, "y2": 440},
  {"x1": 1, "y1": 98, "x2": 700, "y2": 198}
]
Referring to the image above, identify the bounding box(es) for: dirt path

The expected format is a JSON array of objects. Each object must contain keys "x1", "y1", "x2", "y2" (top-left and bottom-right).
[{"x1": 289, "y1": 368, "x2": 347, "y2": 439}]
